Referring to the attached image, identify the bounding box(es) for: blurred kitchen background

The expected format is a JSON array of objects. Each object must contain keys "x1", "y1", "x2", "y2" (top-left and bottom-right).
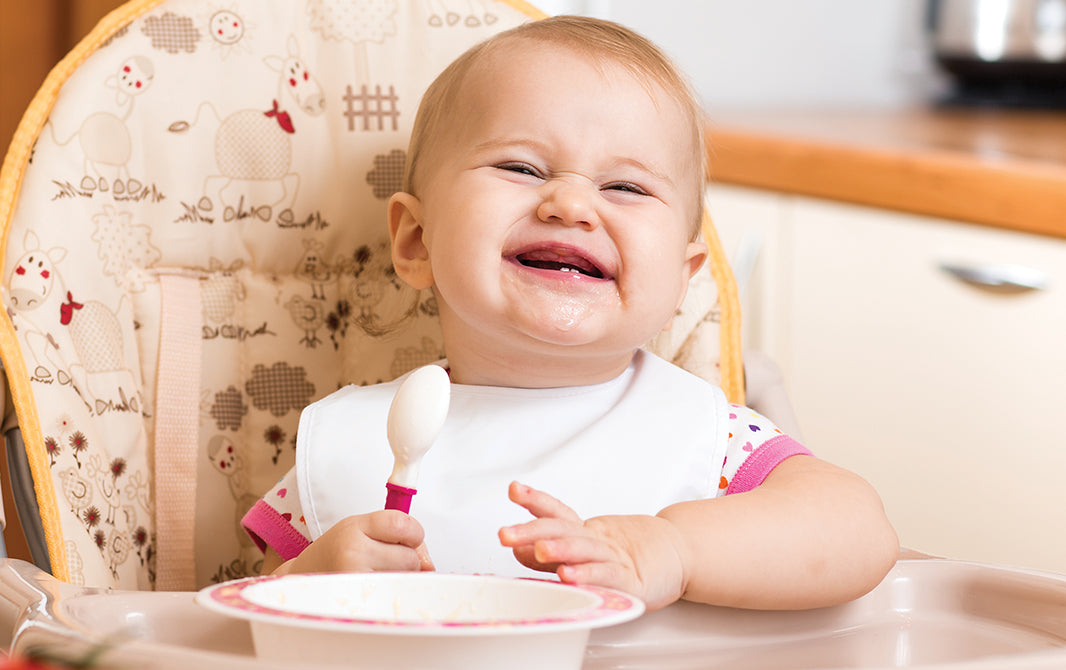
[
  {"x1": 1, "y1": 0, "x2": 945, "y2": 150},
  {"x1": 541, "y1": 0, "x2": 947, "y2": 109},
  {"x1": 9, "y1": 0, "x2": 1065, "y2": 142}
]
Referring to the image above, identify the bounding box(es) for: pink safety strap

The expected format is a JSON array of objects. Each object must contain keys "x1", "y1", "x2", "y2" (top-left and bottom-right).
[{"x1": 153, "y1": 273, "x2": 202, "y2": 591}]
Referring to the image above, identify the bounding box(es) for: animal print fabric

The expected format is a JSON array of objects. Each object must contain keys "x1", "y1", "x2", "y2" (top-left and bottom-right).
[{"x1": 0, "y1": 0, "x2": 728, "y2": 590}]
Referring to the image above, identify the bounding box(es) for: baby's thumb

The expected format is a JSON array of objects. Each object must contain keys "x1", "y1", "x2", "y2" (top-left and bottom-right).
[{"x1": 416, "y1": 542, "x2": 435, "y2": 571}]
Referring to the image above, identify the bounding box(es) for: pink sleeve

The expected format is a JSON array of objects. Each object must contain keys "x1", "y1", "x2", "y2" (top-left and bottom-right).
[
  {"x1": 725, "y1": 435, "x2": 812, "y2": 495},
  {"x1": 240, "y1": 469, "x2": 312, "y2": 561},
  {"x1": 241, "y1": 499, "x2": 311, "y2": 561}
]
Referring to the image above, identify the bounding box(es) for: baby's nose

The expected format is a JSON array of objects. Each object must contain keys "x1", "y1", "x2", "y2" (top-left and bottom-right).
[{"x1": 536, "y1": 180, "x2": 599, "y2": 229}]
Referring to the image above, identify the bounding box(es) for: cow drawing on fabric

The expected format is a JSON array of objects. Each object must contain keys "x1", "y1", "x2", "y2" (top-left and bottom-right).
[
  {"x1": 7, "y1": 231, "x2": 140, "y2": 414},
  {"x1": 169, "y1": 35, "x2": 326, "y2": 224},
  {"x1": 45, "y1": 56, "x2": 155, "y2": 195}
]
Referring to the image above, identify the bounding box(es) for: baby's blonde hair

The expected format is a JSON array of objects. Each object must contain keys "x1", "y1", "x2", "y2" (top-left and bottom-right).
[{"x1": 403, "y1": 15, "x2": 707, "y2": 231}]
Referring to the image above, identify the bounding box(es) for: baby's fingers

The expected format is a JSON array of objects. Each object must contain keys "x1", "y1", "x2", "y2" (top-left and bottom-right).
[
  {"x1": 366, "y1": 511, "x2": 434, "y2": 570},
  {"x1": 557, "y1": 559, "x2": 633, "y2": 593},
  {"x1": 533, "y1": 536, "x2": 637, "y2": 593},
  {"x1": 415, "y1": 542, "x2": 435, "y2": 571},
  {"x1": 508, "y1": 481, "x2": 581, "y2": 522},
  {"x1": 499, "y1": 522, "x2": 617, "y2": 576},
  {"x1": 298, "y1": 513, "x2": 427, "y2": 573},
  {"x1": 531, "y1": 534, "x2": 620, "y2": 568},
  {"x1": 498, "y1": 516, "x2": 579, "y2": 548},
  {"x1": 364, "y1": 510, "x2": 426, "y2": 548}
]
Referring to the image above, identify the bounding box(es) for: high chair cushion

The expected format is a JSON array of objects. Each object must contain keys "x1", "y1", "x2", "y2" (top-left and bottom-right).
[{"x1": 0, "y1": 0, "x2": 739, "y2": 590}]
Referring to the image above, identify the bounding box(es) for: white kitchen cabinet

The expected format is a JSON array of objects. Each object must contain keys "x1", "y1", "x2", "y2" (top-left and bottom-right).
[{"x1": 707, "y1": 184, "x2": 1066, "y2": 574}]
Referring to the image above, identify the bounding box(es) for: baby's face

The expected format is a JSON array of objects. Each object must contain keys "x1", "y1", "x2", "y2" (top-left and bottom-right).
[{"x1": 410, "y1": 44, "x2": 706, "y2": 384}]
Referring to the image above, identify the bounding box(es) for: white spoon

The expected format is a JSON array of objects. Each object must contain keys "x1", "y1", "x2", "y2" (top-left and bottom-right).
[{"x1": 384, "y1": 364, "x2": 451, "y2": 513}]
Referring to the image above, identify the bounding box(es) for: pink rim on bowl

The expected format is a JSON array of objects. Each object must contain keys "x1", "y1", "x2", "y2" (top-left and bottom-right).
[{"x1": 196, "y1": 573, "x2": 645, "y2": 635}]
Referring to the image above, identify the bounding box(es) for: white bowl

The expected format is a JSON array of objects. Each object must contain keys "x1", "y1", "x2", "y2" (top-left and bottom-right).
[{"x1": 196, "y1": 572, "x2": 644, "y2": 669}]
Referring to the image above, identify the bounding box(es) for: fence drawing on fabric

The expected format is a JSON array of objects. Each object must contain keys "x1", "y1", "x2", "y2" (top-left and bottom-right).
[{"x1": 342, "y1": 84, "x2": 400, "y2": 132}]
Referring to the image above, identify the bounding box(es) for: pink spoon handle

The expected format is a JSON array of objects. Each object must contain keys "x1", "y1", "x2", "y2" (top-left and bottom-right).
[{"x1": 385, "y1": 482, "x2": 417, "y2": 514}]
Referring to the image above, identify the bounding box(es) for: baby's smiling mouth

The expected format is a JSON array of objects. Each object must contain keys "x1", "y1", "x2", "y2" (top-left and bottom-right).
[{"x1": 512, "y1": 247, "x2": 609, "y2": 280}]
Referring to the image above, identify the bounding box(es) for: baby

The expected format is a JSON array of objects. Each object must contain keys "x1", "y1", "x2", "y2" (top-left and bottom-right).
[{"x1": 242, "y1": 15, "x2": 898, "y2": 612}]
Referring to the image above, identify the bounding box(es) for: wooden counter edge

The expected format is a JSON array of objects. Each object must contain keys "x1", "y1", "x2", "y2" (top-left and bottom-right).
[{"x1": 706, "y1": 128, "x2": 1066, "y2": 241}]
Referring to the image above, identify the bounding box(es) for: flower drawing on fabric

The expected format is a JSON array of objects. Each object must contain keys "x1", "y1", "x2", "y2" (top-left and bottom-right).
[
  {"x1": 54, "y1": 413, "x2": 74, "y2": 438},
  {"x1": 325, "y1": 300, "x2": 351, "y2": 349},
  {"x1": 45, "y1": 436, "x2": 60, "y2": 467},
  {"x1": 264, "y1": 425, "x2": 286, "y2": 445},
  {"x1": 69, "y1": 431, "x2": 88, "y2": 468},
  {"x1": 82, "y1": 506, "x2": 102, "y2": 528},
  {"x1": 132, "y1": 525, "x2": 153, "y2": 568},
  {"x1": 264, "y1": 425, "x2": 287, "y2": 464}
]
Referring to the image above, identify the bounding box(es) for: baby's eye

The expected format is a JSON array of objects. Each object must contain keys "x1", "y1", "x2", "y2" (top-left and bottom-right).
[
  {"x1": 603, "y1": 181, "x2": 649, "y2": 196},
  {"x1": 495, "y1": 162, "x2": 542, "y2": 178}
]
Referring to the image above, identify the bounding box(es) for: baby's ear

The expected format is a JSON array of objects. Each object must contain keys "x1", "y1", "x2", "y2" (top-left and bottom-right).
[
  {"x1": 683, "y1": 240, "x2": 709, "y2": 281},
  {"x1": 388, "y1": 192, "x2": 434, "y2": 290},
  {"x1": 661, "y1": 240, "x2": 709, "y2": 331},
  {"x1": 674, "y1": 239, "x2": 708, "y2": 308}
]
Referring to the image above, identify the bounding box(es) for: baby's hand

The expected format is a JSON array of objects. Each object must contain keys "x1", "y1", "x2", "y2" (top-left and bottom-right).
[
  {"x1": 275, "y1": 511, "x2": 434, "y2": 575},
  {"x1": 497, "y1": 481, "x2": 686, "y2": 611}
]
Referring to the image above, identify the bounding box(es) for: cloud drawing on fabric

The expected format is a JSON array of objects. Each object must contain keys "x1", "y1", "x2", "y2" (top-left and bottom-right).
[
  {"x1": 245, "y1": 362, "x2": 316, "y2": 417},
  {"x1": 142, "y1": 12, "x2": 201, "y2": 54}
]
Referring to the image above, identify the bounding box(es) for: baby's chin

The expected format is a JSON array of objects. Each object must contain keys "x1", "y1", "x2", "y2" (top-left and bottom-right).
[{"x1": 501, "y1": 282, "x2": 621, "y2": 341}]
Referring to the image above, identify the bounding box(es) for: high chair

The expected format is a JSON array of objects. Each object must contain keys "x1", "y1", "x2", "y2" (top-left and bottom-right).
[
  {"x1": 0, "y1": 0, "x2": 744, "y2": 594},
  {"x1": 1, "y1": 2, "x2": 1064, "y2": 668}
]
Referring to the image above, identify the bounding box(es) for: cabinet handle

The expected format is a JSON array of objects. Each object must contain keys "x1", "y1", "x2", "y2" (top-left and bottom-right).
[{"x1": 938, "y1": 262, "x2": 1048, "y2": 293}]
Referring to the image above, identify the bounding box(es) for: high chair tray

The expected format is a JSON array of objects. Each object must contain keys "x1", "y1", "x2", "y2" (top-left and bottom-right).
[{"x1": 1, "y1": 558, "x2": 1065, "y2": 669}]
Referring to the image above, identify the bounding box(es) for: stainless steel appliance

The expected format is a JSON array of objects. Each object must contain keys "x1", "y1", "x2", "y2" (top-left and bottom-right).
[{"x1": 927, "y1": 0, "x2": 1066, "y2": 106}]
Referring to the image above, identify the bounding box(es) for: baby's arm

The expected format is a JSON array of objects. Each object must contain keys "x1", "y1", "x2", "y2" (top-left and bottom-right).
[
  {"x1": 500, "y1": 456, "x2": 898, "y2": 611},
  {"x1": 262, "y1": 511, "x2": 435, "y2": 575},
  {"x1": 657, "y1": 455, "x2": 898, "y2": 609}
]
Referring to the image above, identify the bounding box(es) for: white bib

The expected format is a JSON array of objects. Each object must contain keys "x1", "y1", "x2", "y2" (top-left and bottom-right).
[{"x1": 296, "y1": 350, "x2": 729, "y2": 577}]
